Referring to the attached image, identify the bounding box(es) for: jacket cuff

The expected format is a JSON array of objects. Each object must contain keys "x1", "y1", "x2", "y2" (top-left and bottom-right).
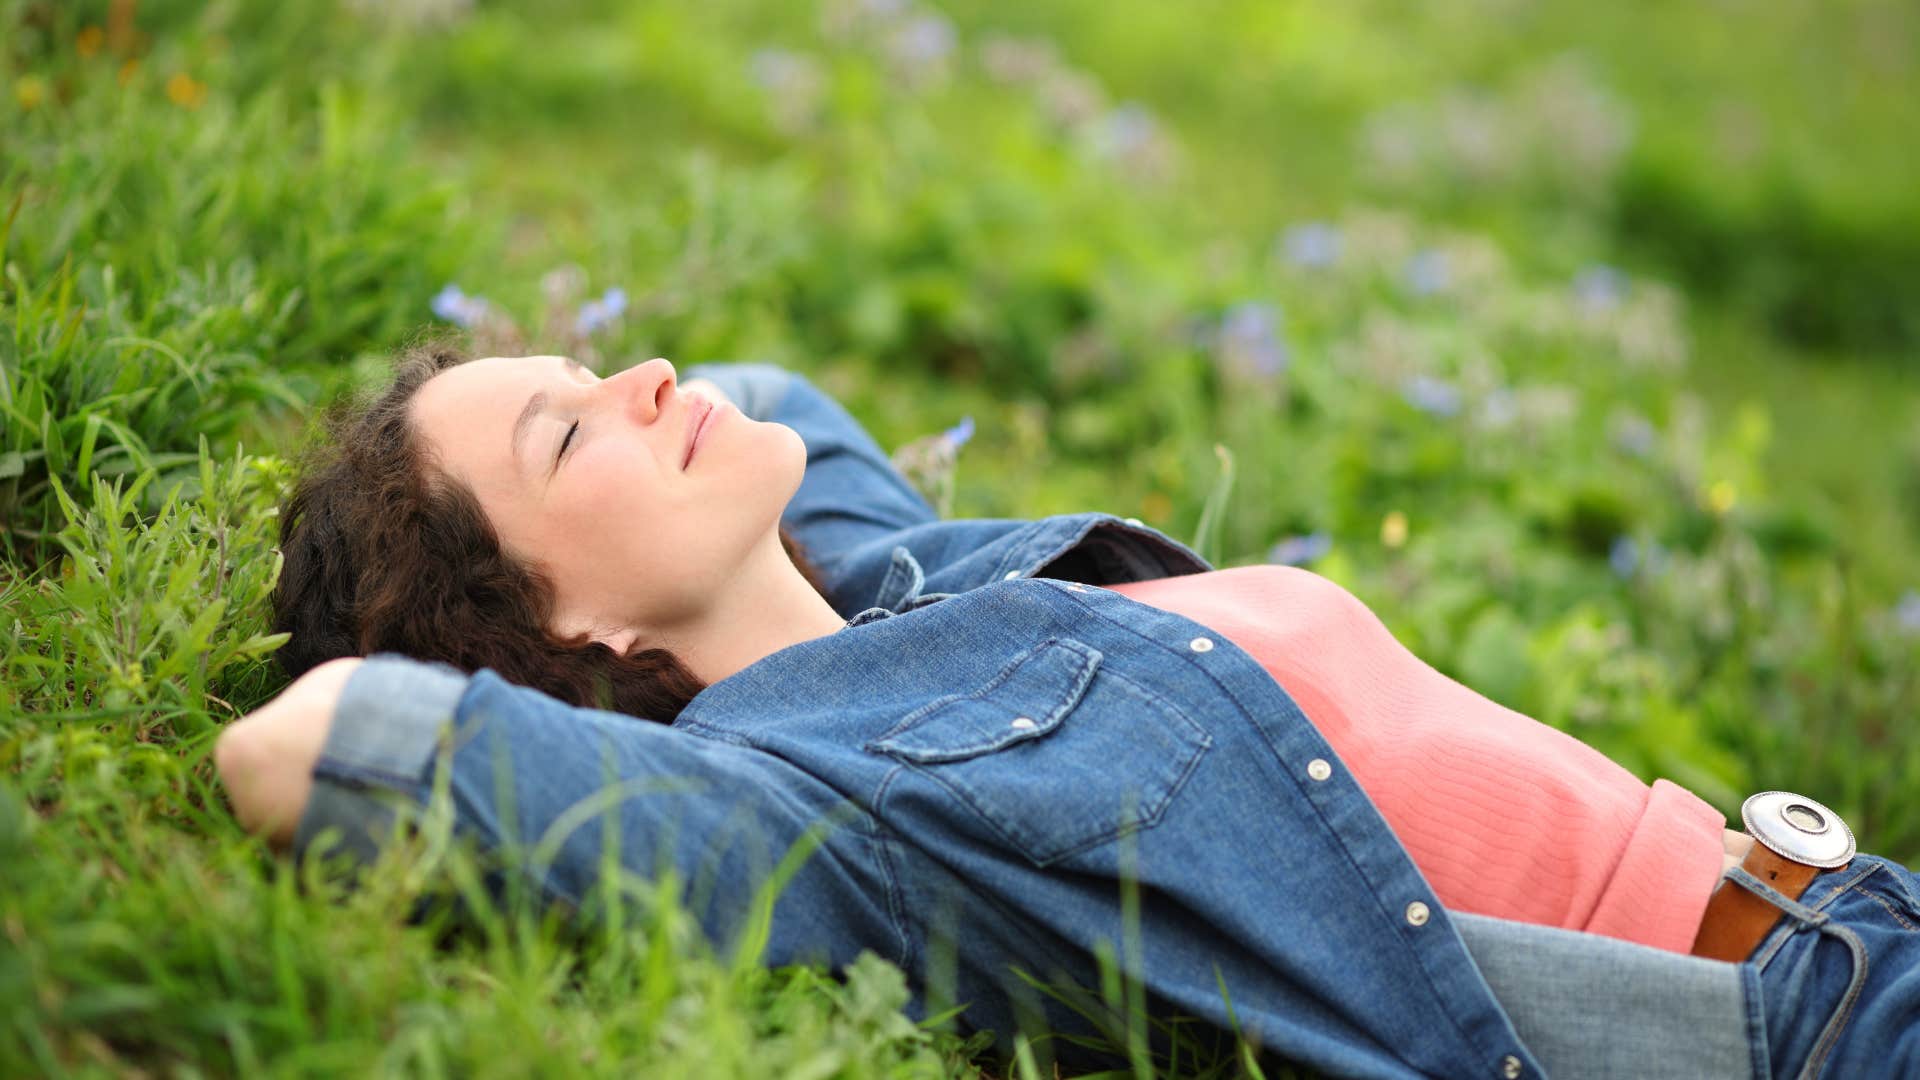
[{"x1": 291, "y1": 654, "x2": 471, "y2": 864}]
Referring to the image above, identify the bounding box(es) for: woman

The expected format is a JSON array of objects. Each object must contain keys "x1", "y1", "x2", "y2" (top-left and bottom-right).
[{"x1": 216, "y1": 343, "x2": 1920, "y2": 1078}]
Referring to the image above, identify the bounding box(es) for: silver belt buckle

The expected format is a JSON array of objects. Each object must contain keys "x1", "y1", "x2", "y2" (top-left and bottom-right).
[{"x1": 1742, "y1": 791, "x2": 1856, "y2": 869}]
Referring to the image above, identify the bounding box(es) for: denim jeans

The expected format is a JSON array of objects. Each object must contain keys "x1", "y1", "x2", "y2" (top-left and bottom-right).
[
  {"x1": 1457, "y1": 856, "x2": 1920, "y2": 1079},
  {"x1": 1451, "y1": 912, "x2": 1760, "y2": 1078},
  {"x1": 1734, "y1": 853, "x2": 1920, "y2": 1077}
]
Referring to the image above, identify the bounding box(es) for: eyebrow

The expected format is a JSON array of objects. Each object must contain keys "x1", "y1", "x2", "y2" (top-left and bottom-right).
[
  {"x1": 509, "y1": 390, "x2": 547, "y2": 475},
  {"x1": 508, "y1": 358, "x2": 588, "y2": 475}
]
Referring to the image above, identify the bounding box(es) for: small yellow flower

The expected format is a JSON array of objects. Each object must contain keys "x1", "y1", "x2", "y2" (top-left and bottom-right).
[
  {"x1": 13, "y1": 75, "x2": 48, "y2": 111},
  {"x1": 1706, "y1": 480, "x2": 1737, "y2": 515},
  {"x1": 77, "y1": 26, "x2": 105, "y2": 58},
  {"x1": 117, "y1": 58, "x2": 140, "y2": 86},
  {"x1": 165, "y1": 72, "x2": 206, "y2": 109},
  {"x1": 1381, "y1": 510, "x2": 1409, "y2": 548}
]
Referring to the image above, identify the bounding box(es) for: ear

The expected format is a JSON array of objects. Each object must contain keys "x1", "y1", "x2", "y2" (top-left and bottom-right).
[
  {"x1": 590, "y1": 624, "x2": 640, "y2": 655},
  {"x1": 551, "y1": 606, "x2": 640, "y2": 655}
]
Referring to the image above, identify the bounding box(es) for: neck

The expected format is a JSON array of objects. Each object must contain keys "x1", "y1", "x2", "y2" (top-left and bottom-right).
[{"x1": 654, "y1": 532, "x2": 847, "y2": 687}]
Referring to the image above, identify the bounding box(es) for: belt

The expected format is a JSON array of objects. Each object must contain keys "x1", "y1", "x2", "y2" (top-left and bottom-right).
[{"x1": 1690, "y1": 791, "x2": 1856, "y2": 963}]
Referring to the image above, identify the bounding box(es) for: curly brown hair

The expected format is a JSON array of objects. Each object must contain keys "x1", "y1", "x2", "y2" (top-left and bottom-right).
[{"x1": 271, "y1": 337, "x2": 834, "y2": 720}]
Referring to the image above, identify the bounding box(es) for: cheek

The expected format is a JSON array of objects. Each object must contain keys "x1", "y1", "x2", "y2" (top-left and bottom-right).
[
  {"x1": 551, "y1": 449, "x2": 673, "y2": 535},
  {"x1": 533, "y1": 477, "x2": 646, "y2": 586}
]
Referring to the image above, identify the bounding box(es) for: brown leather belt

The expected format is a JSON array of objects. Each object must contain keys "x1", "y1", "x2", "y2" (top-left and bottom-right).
[{"x1": 1690, "y1": 791, "x2": 1856, "y2": 963}]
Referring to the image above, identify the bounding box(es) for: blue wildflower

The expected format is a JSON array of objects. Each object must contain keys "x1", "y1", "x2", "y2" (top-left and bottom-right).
[
  {"x1": 431, "y1": 283, "x2": 492, "y2": 329},
  {"x1": 574, "y1": 286, "x2": 629, "y2": 337},
  {"x1": 1573, "y1": 264, "x2": 1628, "y2": 311},
  {"x1": 1609, "y1": 536, "x2": 1667, "y2": 579},
  {"x1": 1279, "y1": 222, "x2": 1342, "y2": 269},
  {"x1": 1608, "y1": 410, "x2": 1657, "y2": 458},
  {"x1": 1216, "y1": 301, "x2": 1289, "y2": 379},
  {"x1": 1094, "y1": 103, "x2": 1158, "y2": 158},
  {"x1": 1896, "y1": 590, "x2": 1920, "y2": 636},
  {"x1": 1608, "y1": 536, "x2": 1637, "y2": 578},
  {"x1": 1223, "y1": 300, "x2": 1279, "y2": 338},
  {"x1": 942, "y1": 415, "x2": 974, "y2": 449},
  {"x1": 1401, "y1": 374, "x2": 1462, "y2": 418},
  {"x1": 888, "y1": 13, "x2": 956, "y2": 66},
  {"x1": 1268, "y1": 531, "x2": 1332, "y2": 567},
  {"x1": 430, "y1": 284, "x2": 465, "y2": 323},
  {"x1": 1405, "y1": 249, "x2": 1450, "y2": 296}
]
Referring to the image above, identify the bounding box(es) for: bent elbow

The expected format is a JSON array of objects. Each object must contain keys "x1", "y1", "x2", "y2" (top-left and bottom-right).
[
  {"x1": 214, "y1": 721, "x2": 305, "y2": 850},
  {"x1": 214, "y1": 723, "x2": 267, "y2": 835}
]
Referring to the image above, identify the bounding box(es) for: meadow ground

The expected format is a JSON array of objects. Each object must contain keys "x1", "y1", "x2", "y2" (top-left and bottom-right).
[{"x1": 4, "y1": 0, "x2": 1917, "y2": 1075}]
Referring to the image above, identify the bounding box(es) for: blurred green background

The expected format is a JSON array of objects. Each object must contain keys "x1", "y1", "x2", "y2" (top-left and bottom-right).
[{"x1": 4, "y1": 0, "x2": 1917, "y2": 1074}]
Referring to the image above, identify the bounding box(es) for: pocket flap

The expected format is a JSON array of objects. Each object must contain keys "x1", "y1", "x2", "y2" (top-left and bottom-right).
[{"x1": 866, "y1": 638, "x2": 1102, "y2": 763}]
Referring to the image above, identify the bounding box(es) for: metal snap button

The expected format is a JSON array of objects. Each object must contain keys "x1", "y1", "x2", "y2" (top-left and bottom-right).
[
  {"x1": 1500, "y1": 1054, "x2": 1523, "y2": 1079},
  {"x1": 1124, "y1": 517, "x2": 1144, "y2": 527},
  {"x1": 1010, "y1": 717, "x2": 1036, "y2": 730},
  {"x1": 1307, "y1": 759, "x2": 1332, "y2": 782},
  {"x1": 1189, "y1": 636, "x2": 1213, "y2": 652},
  {"x1": 1405, "y1": 901, "x2": 1430, "y2": 927},
  {"x1": 1003, "y1": 571, "x2": 1020, "y2": 580}
]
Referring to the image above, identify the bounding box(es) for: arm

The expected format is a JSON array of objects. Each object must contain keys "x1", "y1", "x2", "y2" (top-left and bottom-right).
[{"x1": 219, "y1": 652, "x2": 903, "y2": 972}]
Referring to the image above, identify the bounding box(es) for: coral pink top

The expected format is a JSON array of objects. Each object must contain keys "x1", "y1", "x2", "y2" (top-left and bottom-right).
[{"x1": 1102, "y1": 565, "x2": 1727, "y2": 954}]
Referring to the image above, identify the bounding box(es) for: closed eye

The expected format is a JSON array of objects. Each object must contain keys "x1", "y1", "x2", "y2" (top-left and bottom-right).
[{"x1": 557, "y1": 420, "x2": 579, "y2": 464}]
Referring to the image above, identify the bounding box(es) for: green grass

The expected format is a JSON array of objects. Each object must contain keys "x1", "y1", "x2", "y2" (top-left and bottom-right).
[{"x1": 4, "y1": 0, "x2": 1918, "y2": 1074}]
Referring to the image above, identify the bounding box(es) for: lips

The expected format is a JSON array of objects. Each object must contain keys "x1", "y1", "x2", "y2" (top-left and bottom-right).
[{"x1": 682, "y1": 396, "x2": 713, "y2": 470}]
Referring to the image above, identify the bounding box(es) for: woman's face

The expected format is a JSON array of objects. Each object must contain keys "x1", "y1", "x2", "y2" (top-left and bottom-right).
[{"x1": 410, "y1": 355, "x2": 806, "y2": 644}]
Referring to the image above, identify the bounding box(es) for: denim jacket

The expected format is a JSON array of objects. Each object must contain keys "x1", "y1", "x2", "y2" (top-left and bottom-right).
[{"x1": 295, "y1": 363, "x2": 1762, "y2": 1079}]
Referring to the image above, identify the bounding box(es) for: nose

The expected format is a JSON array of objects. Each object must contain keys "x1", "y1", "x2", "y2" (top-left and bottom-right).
[{"x1": 603, "y1": 357, "x2": 676, "y2": 423}]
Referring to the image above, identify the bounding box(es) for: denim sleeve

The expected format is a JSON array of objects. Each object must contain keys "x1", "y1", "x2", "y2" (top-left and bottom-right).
[
  {"x1": 293, "y1": 654, "x2": 907, "y2": 971},
  {"x1": 683, "y1": 362, "x2": 939, "y2": 573}
]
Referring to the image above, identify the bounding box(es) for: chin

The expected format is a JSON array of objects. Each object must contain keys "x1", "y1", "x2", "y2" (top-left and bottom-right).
[{"x1": 772, "y1": 425, "x2": 809, "y2": 473}]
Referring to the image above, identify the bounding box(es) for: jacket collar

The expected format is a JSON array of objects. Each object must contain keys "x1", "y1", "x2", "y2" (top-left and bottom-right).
[{"x1": 868, "y1": 513, "x2": 1212, "y2": 615}]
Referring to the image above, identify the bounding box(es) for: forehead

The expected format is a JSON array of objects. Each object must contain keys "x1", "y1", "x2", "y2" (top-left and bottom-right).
[
  {"x1": 419, "y1": 354, "x2": 555, "y2": 403},
  {"x1": 412, "y1": 355, "x2": 564, "y2": 476}
]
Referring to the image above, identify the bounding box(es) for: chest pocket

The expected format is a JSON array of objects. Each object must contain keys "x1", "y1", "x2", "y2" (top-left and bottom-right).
[{"x1": 864, "y1": 637, "x2": 1213, "y2": 867}]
